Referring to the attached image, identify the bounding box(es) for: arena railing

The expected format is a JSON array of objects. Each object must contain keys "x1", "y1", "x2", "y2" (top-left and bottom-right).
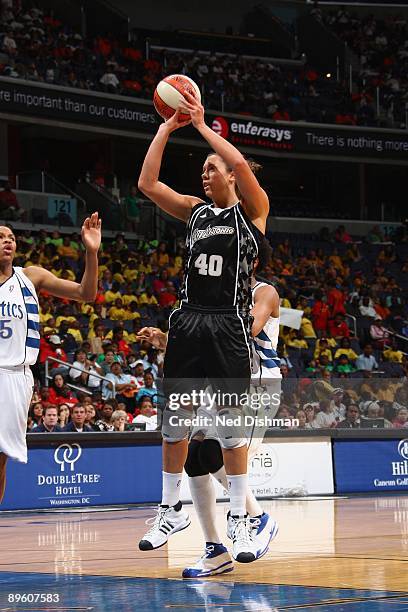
[{"x1": 44, "y1": 356, "x2": 116, "y2": 399}]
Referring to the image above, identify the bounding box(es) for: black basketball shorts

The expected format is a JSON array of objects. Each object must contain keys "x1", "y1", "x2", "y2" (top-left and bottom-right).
[{"x1": 163, "y1": 304, "x2": 252, "y2": 403}]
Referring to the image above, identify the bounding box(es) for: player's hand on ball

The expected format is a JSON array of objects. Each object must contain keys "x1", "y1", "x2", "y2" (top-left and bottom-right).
[
  {"x1": 180, "y1": 91, "x2": 205, "y2": 129},
  {"x1": 162, "y1": 110, "x2": 191, "y2": 133},
  {"x1": 81, "y1": 212, "x2": 102, "y2": 253}
]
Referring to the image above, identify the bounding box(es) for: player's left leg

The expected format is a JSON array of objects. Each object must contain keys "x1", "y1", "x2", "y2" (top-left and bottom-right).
[
  {"x1": 0, "y1": 453, "x2": 8, "y2": 503},
  {"x1": 208, "y1": 313, "x2": 256, "y2": 563}
]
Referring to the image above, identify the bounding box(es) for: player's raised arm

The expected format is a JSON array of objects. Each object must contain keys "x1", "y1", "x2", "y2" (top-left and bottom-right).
[
  {"x1": 24, "y1": 212, "x2": 101, "y2": 301},
  {"x1": 251, "y1": 284, "x2": 280, "y2": 337},
  {"x1": 138, "y1": 112, "x2": 204, "y2": 222},
  {"x1": 181, "y1": 91, "x2": 269, "y2": 233}
]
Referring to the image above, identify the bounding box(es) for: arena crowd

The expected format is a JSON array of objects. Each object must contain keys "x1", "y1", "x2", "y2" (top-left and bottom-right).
[{"x1": 9, "y1": 218, "x2": 406, "y2": 434}]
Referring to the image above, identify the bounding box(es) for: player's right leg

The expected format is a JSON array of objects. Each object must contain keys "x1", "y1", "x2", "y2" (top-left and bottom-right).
[
  {"x1": 0, "y1": 453, "x2": 8, "y2": 503},
  {"x1": 139, "y1": 311, "x2": 201, "y2": 551},
  {"x1": 138, "y1": 424, "x2": 191, "y2": 551}
]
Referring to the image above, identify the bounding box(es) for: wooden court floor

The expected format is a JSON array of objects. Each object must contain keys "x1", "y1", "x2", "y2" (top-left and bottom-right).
[{"x1": 0, "y1": 495, "x2": 408, "y2": 610}]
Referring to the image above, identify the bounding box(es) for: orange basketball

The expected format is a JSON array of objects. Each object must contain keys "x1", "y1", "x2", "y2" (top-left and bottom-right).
[{"x1": 153, "y1": 74, "x2": 201, "y2": 121}]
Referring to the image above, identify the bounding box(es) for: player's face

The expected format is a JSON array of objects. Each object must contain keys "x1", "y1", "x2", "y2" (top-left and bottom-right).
[
  {"x1": 202, "y1": 155, "x2": 234, "y2": 201},
  {"x1": 0, "y1": 226, "x2": 16, "y2": 262}
]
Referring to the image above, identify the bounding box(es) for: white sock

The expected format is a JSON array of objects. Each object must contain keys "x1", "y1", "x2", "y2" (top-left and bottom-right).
[
  {"x1": 227, "y1": 473, "x2": 248, "y2": 516},
  {"x1": 246, "y1": 486, "x2": 263, "y2": 517},
  {"x1": 161, "y1": 471, "x2": 183, "y2": 507},
  {"x1": 212, "y1": 466, "x2": 263, "y2": 517},
  {"x1": 212, "y1": 466, "x2": 228, "y2": 490},
  {"x1": 189, "y1": 474, "x2": 222, "y2": 544}
]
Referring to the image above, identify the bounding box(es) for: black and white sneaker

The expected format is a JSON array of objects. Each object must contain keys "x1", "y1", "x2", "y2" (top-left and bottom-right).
[{"x1": 139, "y1": 505, "x2": 190, "y2": 550}]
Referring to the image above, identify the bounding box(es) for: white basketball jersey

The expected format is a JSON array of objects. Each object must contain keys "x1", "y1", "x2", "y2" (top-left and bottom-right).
[
  {"x1": 251, "y1": 281, "x2": 281, "y2": 381},
  {"x1": 0, "y1": 267, "x2": 40, "y2": 367}
]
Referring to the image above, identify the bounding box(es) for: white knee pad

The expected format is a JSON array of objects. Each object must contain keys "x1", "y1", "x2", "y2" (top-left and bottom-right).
[
  {"x1": 215, "y1": 406, "x2": 247, "y2": 450},
  {"x1": 161, "y1": 406, "x2": 192, "y2": 443}
]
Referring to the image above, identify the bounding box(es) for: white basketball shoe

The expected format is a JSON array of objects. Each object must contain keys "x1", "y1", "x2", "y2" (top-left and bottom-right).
[{"x1": 139, "y1": 504, "x2": 190, "y2": 550}]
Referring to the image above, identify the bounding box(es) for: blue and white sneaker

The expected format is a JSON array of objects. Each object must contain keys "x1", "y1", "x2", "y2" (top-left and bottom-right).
[
  {"x1": 182, "y1": 543, "x2": 234, "y2": 578},
  {"x1": 250, "y1": 512, "x2": 279, "y2": 560}
]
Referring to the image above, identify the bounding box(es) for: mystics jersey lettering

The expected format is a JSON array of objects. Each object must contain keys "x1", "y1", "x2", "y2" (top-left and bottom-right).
[
  {"x1": 0, "y1": 267, "x2": 40, "y2": 367},
  {"x1": 181, "y1": 202, "x2": 261, "y2": 311}
]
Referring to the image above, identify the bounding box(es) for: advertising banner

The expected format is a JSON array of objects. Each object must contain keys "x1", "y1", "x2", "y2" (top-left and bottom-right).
[
  {"x1": 180, "y1": 438, "x2": 334, "y2": 501},
  {"x1": 1, "y1": 442, "x2": 162, "y2": 511},
  {"x1": 1, "y1": 78, "x2": 408, "y2": 162},
  {"x1": 334, "y1": 439, "x2": 408, "y2": 493}
]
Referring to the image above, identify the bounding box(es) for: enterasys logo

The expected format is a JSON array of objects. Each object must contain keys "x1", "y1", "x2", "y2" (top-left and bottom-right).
[
  {"x1": 211, "y1": 116, "x2": 293, "y2": 149},
  {"x1": 211, "y1": 116, "x2": 229, "y2": 138}
]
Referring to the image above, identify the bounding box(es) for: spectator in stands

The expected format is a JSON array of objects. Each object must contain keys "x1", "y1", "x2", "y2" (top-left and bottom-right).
[
  {"x1": 58, "y1": 404, "x2": 70, "y2": 428},
  {"x1": 370, "y1": 317, "x2": 391, "y2": 349},
  {"x1": 368, "y1": 226, "x2": 384, "y2": 243},
  {"x1": 393, "y1": 387, "x2": 408, "y2": 413},
  {"x1": 31, "y1": 405, "x2": 62, "y2": 433},
  {"x1": 100, "y1": 66, "x2": 120, "y2": 93},
  {"x1": 103, "y1": 361, "x2": 138, "y2": 402},
  {"x1": 311, "y1": 292, "x2": 330, "y2": 337},
  {"x1": 98, "y1": 348, "x2": 119, "y2": 376},
  {"x1": 63, "y1": 404, "x2": 94, "y2": 432},
  {"x1": 330, "y1": 390, "x2": 346, "y2": 420},
  {"x1": 327, "y1": 280, "x2": 346, "y2": 317},
  {"x1": 132, "y1": 396, "x2": 158, "y2": 431},
  {"x1": 335, "y1": 354, "x2": 356, "y2": 376},
  {"x1": 69, "y1": 348, "x2": 102, "y2": 389},
  {"x1": 0, "y1": 181, "x2": 24, "y2": 220},
  {"x1": 314, "y1": 338, "x2": 333, "y2": 363},
  {"x1": 135, "y1": 371, "x2": 158, "y2": 406},
  {"x1": 359, "y1": 297, "x2": 377, "y2": 319},
  {"x1": 85, "y1": 404, "x2": 100, "y2": 431},
  {"x1": 111, "y1": 326, "x2": 131, "y2": 358},
  {"x1": 112, "y1": 409, "x2": 131, "y2": 432},
  {"x1": 302, "y1": 403, "x2": 318, "y2": 428},
  {"x1": 28, "y1": 401, "x2": 43, "y2": 430},
  {"x1": 328, "y1": 314, "x2": 350, "y2": 340},
  {"x1": 48, "y1": 373, "x2": 78, "y2": 408},
  {"x1": 39, "y1": 334, "x2": 69, "y2": 376},
  {"x1": 58, "y1": 320, "x2": 79, "y2": 354},
  {"x1": 334, "y1": 338, "x2": 358, "y2": 362},
  {"x1": 294, "y1": 409, "x2": 309, "y2": 430},
  {"x1": 334, "y1": 225, "x2": 352, "y2": 243},
  {"x1": 336, "y1": 404, "x2": 360, "y2": 428},
  {"x1": 95, "y1": 400, "x2": 116, "y2": 431},
  {"x1": 383, "y1": 339, "x2": 404, "y2": 364},
  {"x1": 356, "y1": 344, "x2": 379, "y2": 372},
  {"x1": 124, "y1": 186, "x2": 143, "y2": 231},
  {"x1": 313, "y1": 399, "x2": 337, "y2": 428},
  {"x1": 58, "y1": 235, "x2": 80, "y2": 262},
  {"x1": 392, "y1": 407, "x2": 408, "y2": 429}
]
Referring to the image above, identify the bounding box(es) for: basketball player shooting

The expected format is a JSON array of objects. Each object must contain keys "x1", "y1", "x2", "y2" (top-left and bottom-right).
[
  {"x1": 138, "y1": 241, "x2": 281, "y2": 577},
  {"x1": 0, "y1": 213, "x2": 101, "y2": 504},
  {"x1": 137, "y1": 92, "x2": 269, "y2": 563}
]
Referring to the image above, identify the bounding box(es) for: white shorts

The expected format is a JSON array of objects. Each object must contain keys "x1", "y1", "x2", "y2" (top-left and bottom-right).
[{"x1": 0, "y1": 366, "x2": 34, "y2": 463}]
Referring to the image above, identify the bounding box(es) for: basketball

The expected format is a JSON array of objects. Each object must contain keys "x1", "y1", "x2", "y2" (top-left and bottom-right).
[{"x1": 153, "y1": 74, "x2": 201, "y2": 121}]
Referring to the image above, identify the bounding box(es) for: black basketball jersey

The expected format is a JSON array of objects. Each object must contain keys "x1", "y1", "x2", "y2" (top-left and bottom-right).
[{"x1": 180, "y1": 202, "x2": 262, "y2": 312}]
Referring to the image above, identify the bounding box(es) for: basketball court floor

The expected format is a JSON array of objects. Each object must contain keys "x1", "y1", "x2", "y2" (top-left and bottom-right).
[{"x1": 1, "y1": 495, "x2": 408, "y2": 611}]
